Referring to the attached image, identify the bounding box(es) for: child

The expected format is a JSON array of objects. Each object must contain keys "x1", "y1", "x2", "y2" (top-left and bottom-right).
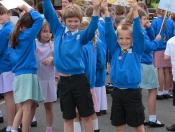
[
  {"x1": 0, "y1": 5, "x2": 17, "y2": 132},
  {"x1": 164, "y1": 36, "x2": 175, "y2": 131},
  {"x1": 73, "y1": 20, "x2": 101, "y2": 132},
  {"x1": 103, "y1": 0, "x2": 145, "y2": 131},
  {"x1": 151, "y1": 8, "x2": 175, "y2": 100},
  {"x1": 42, "y1": 0, "x2": 101, "y2": 131},
  {"x1": 126, "y1": 8, "x2": 164, "y2": 127},
  {"x1": 9, "y1": 3, "x2": 44, "y2": 132},
  {"x1": 36, "y1": 20, "x2": 57, "y2": 132}
]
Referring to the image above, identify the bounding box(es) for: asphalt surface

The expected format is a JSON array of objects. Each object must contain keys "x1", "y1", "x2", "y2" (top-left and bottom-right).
[{"x1": 0, "y1": 75, "x2": 175, "y2": 132}]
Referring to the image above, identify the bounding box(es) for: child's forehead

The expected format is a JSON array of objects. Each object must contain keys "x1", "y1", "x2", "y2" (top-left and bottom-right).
[{"x1": 117, "y1": 29, "x2": 132, "y2": 36}]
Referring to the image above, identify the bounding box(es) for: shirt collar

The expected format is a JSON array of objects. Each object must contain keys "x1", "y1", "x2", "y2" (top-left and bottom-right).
[
  {"x1": 65, "y1": 27, "x2": 78, "y2": 35},
  {"x1": 37, "y1": 40, "x2": 50, "y2": 47}
]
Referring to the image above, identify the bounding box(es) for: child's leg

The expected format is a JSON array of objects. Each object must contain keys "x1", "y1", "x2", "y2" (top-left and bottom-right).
[
  {"x1": 148, "y1": 89, "x2": 157, "y2": 115},
  {"x1": 21, "y1": 100, "x2": 37, "y2": 132},
  {"x1": 134, "y1": 125, "x2": 145, "y2": 132},
  {"x1": 3, "y1": 91, "x2": 16, "y2": 128},
  {"x1": 91, "y1": 113, "x2": 99, "y2": 131},
  {"x1": 44, "y1": 102, "x2": 53, "y2": 129},
  {"x1": 81, "y1": 116, "x2": 94, "y2": 132},
  {"x1": 164, "y1": 67, "x2": 171, "y2": 95},
  {"x1": 74, "y1": 112, "x2": 81, "y2": 132},
  {"x1": 12, "y1": 107, "x2": 23, "y2": 130},
  {"x1": 64, "y1": 119, "x2": 74, "y2": 132},
  {"x1": 115, "y1": 125, "x2": 126, "y2": 132},
  {"x1": 157, "y1": 68, "x2": 164, "y2": 97}
]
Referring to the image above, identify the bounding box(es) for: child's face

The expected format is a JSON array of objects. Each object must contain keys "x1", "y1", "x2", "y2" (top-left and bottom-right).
[
  {"x1": 40, "y1": 25, "x2": 52, "y2": 43},
  {"x1": 141, "y1": 16, "x2": 148, "y2": 28},
  {"x1": 0, "y1": 13, "x2": 10, "y2": 24},
  {"x1": 65, "y1": 17, "x2": 81, "y2": 32},
  {"x1": 117, "y1": 30, "x2": 132, "y2": 49},
  {"x1": 62, "y1": 0, "x2": 71, "y2": 9}
]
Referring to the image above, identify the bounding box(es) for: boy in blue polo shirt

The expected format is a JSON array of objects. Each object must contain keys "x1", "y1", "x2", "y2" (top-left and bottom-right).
[
  {"x1": 102, "y1": 0, "x2": 145, "y2": 131},
  {"x1": 42, "y1": 0, "x2": 102, "y2": 131}
]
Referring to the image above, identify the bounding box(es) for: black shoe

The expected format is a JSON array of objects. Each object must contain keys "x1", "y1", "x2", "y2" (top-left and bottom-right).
[
  {"x1": 144, "y1": 120, "x2": 149, "y2": 125},
  {"x1": 96, "y1": 112, "x2": 101, "y2": 116},
  {"x1": 0, "y1": 94, "x2": 4, "y2": 100},
  {"x1": 0, "y1": 127, "x2": 10, "y2": 132},
  {"x1": 31, "y1": 121, "x2": 37, "y2": 127},
  {"x1": 0, "y1": 117, "x2": 4, "y2": 123},
  {"x1": 101, "y1": 110, "x2": 107, "y2": 115},
  {"x1": 163, "y1": 94, "x2": 169, "y2": 99},
  {"x1": 156, "y1": 95, "x2": 164, "y2": 100},
  {"x1": 166, "y1": 124, "x2": 175, "y2": 131},
  {"x1": 18, "y1": 128, "x2": 22, "y2": 132},
  {"x1": 106, "y1": 89, "x2": 112, "y2": 94},
  {"x1": 148, "y1": 120, "x2": 165, "y2": 127},
  {"x1": 94, "y1": 129, "x2": 100, "y2": 132}
]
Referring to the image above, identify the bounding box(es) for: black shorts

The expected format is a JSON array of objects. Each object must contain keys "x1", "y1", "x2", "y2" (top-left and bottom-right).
[
  {"x1": 110, "y1": 88, "x2": 145, "y2": 127},
  {"x1": 58, "y1": 74, "x2": 95, "y2": 120}
]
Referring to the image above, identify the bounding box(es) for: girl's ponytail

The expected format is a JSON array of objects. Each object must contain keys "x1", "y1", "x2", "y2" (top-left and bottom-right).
[{"x1": 9, "y1": 20, "x2": 21, "y2": 49}]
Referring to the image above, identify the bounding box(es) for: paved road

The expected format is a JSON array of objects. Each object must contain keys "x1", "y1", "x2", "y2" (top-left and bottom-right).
[{"x1": 0, "y1": 75, "x2": 175, "y2": 132}]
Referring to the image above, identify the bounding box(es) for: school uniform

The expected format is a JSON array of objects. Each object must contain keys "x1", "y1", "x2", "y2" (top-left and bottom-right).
[
  {"x1": 35, "y1": 40, "x2": 57, "y2": 103},
  {"x1": 94, "y1": 37, "x2": 107, "y2": 113},
  {"x1": 151, "y1": 17, "x2": 175, "y2": 68},
  {"x1": 0, "y1": 21, "x2": 14, "y2": 94},
  {"x1": 43, "y1": 0, "x2": 98, "y2": 119},
  {"x1": 105, "y1": 16, "x2": 145, "y2": 127},
  {"x1": 9, "y1": 10, "x2": 44, "y2": 103},
  {"x1": 140, "y1": 28, "x2": 160, "y2": 89},
  {"x1": 82, "y1": 41, "x2": 98, "y2": 111}
]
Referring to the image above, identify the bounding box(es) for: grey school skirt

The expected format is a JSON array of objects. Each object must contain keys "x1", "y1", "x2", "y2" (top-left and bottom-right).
[
  {"x1": 13, "y1": 74, "x2": 45, "y2": 103},
  {"x1": 140, "y1": 63, "x2": 159, "y2": 89}
]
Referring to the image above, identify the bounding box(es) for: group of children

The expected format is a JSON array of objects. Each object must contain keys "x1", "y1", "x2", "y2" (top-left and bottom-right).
[{"x1": 0, "y1": 0, "x2": 175, "y2": 132}]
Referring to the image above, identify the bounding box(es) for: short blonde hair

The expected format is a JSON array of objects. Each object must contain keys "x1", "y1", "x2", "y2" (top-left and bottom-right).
[
  {"x1": 62, "y1": 4, "x2": 83, "y2": 22},
  {"x1": 117, "y1": 23, "x2": 132, "y2": 36}
]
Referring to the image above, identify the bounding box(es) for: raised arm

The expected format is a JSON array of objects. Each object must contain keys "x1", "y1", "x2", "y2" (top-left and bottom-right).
[
  {"x1": 102, "y1": 0, "x2": 118, "y2": 55},
  {"x1": 18, "y1": 4, "x2": 43, "y2": 40},
  {"x1": 129, "y1": 0, "x2": 144, "y2": 55},
  {"x1": 42, "y1": 0, "x2": 63, "y2": 35},
  {"x1": 81, "y1": 0, "x2": 101, "y2": 44}
]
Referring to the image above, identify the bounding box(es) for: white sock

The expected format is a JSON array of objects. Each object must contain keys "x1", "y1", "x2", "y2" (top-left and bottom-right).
[
  {"x1": 93, "y1": 119, "x2": 99, "y2": 130},
  {"x1": 11, "y1": 129, "x2": 18, "y2": 132},
  {"x1": 32, "y1": 116, "x2": 36, "y2": 122},
  {"x1": 157, "y1": 91, "x2": 163, "y2": 95},
  {"x1": 0, "y1": 110, "x2": 2, "y2": 117},
  {"x1": 163, "y1": 90, "x2": 169, "y2": 95},
  {"x1": 149, "y1": 115, "x2": 156, "y2": 122},
  {"x1": 6, "y1": 126, "x2": 12, "y2": 131},
  {"x1": 73, "y1": 122, "x2": 81, "y2": 132},
  {"x1": 80, "y1": 121, "x2": 85, "y2": 132}
]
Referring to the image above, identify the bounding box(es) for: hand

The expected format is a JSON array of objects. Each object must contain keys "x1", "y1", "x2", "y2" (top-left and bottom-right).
[
  {"x1": 92, "y1": 0, "x2": 102, "y2": 10},
  {"x1": 42, "y1": 56, "x2": 53, "y2": 66},
  {"x1": 156, "y1": 34, "x2": 161, "y2": 41},
  {"x1": 101, "y1": 0, "x2": 108, "y2": 12},
  {"x1": 18, "y1": 1, "x2": 32, "y2": 12},
  {"x1": 128, "y1": 0, "x2": 137, "y2": 10},
  {"x1": 145, "y1": 20, "x2": 151, "y2": 28}
]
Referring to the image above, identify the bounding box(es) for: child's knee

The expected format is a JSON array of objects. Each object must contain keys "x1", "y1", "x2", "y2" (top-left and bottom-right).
[
  {"x1": 81, "y1": 116, "x2": 92, "y2": 122},
  {"x1": 134, "y1": 125, "x2": 145, "y2": 132}
]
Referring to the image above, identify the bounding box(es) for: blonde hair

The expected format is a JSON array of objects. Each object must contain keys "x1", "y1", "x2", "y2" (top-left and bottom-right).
[
  {"x1": 125, "y1": 8, "x2": 147, "y2": 24},
  {"x1": 117, "y1": 23, "x2": 132, "y2": 36},
  {"x1": 37, "y1": 20, "x2": 53, "y2": 42},
  {"x1": 62, "y1": 4, "x2": 83, "y2": 22},
  {"x1": 79, "y1": 20, "x2": 96, "y2": 50}
]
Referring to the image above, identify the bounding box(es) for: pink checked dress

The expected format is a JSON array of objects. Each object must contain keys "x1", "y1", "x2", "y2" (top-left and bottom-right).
[{"x1": 36, "y1": 40, "x2": 57, "y2": 103}]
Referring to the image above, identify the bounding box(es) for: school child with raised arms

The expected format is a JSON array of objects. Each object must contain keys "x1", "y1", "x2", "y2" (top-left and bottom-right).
[
  {"x1": 35, "y1": 20, "x2": 57, "y2": 132},
  {"x1": 0, "y1": 5, "x2": 17, "y2": 132},
  {"x1": 8, "y1": 3, "x2": 44, "y2": 132},
  {"x1": 42, "y1": 0, "x2": 101, "y2": 131},
  {"x1": 103, "y1": 0, "x2": 145, "y2": 131},
  {"x1": 125, "y1": 7, "x2": 164, "y2": 127}
]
